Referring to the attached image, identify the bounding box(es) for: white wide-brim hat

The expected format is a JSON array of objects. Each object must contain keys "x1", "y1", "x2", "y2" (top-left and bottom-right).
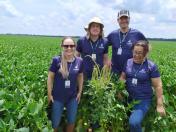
[{"x1": 88, "y1": 17, "x2": 104, "y2": 29}]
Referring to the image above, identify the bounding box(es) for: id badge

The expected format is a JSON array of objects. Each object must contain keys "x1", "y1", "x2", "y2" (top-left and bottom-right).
[
  {"x1": 65, "y1": 80, "x2": 70, "y2": 88},
  {"x1": 92, "y1": 54, "x2": 96, "y2": 60},
  {"x1": 132, "y1": 78, "x2": 138, "y2": 85},
  {"x1": 117, "y1": 47, "x2": 122, "y2": 55}
]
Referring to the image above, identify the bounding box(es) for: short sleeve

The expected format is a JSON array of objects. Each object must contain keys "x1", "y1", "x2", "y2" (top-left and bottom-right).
[
  {"x1": 49, "y1": 57, "x2": 59, "y2": 73},
  {"x1": 78, "y1": 59, "x2": 84, "y2": 73},
  {"x1": 103, "y1": 39, "x2": 109, "y2": 54},
  {"x1": 122, "y1": 62, "x2": 127, "y2": 73},
  {"x1": 76, "y1": 39, "x2": 82, "y2": 53},
  {"x1": 107, "y1": 34, "x2": 112, "y2": 46},
  {"x1": 150, "y1": 64, "x2": 160, "y2": 78},
  {"x1": 138, "y1": 32, "x2": 147, "y2": 41}
]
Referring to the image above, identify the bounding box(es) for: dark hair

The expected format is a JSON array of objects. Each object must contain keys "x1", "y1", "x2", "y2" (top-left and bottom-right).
[
  {"x1": 132, "y1": 40, "x2": 150, "y2": 56},
  {"x1": 61, "y1": 37, "x2": 76, "y2": 45}
]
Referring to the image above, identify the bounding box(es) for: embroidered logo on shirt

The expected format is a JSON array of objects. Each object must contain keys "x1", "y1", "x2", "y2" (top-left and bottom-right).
[
  {"x1": 127, "y1": 40, "x2": 132, "y2": 45},
  {"x1": 98, "y1": 43, "x2": 104, "y2": 49},
  {"x1": 73, "y1": 65, "x2": 79, "y2": 71},
  {"x1": 139, "y1": 69, "x2": 146, "y2": 73}
]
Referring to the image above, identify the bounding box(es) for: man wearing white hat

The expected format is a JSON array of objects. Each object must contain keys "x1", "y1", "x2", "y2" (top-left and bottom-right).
[{"x1": 107, "y1": 10, "x2": 147, "y2": 76}]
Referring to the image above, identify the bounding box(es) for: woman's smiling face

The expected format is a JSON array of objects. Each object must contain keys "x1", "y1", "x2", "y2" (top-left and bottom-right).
[
  {"x1": 62, "y1": 38, "x2": 75, "y2": 56},
  {"x1": 133, "y1": 45, "x2": 145, "y2": 64}
]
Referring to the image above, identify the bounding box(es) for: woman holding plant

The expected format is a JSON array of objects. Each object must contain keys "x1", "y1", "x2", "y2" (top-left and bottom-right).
[
  {"x1": 76, "y1": 17, "x2": 109, "y2": 80},
  {"x1": 76, "y1": 17, "x2": 109, "y2": 131}
]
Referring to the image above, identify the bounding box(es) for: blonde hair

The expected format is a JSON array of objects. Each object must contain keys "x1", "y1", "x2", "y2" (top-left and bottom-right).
[{"x1": 59, "y1": 37, "x2": 76, "y2": 79}]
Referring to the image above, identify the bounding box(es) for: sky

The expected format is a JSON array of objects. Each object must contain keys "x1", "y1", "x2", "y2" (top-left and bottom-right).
[{"x1": 0, "y1": 0, "x2": 176, "y2": 38}]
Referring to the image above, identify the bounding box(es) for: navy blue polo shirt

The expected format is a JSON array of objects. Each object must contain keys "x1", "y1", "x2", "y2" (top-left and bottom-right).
[
  {"x1": 123, "y1": 58, "x2": 160, "y2": 100},
  {"x1": 107, "y1": 28, "x2": 146, "y2": 74},
  {"x1": 76, "y1": 36, "x2": 108, "y2": 79},
  {"x1": 49, "y1": 56, "x2": 83, "y2": 103}
]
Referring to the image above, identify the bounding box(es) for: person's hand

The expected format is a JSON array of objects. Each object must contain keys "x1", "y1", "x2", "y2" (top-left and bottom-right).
[
  {"x1": 48, "y1": 94, "x2": 54, "y2": 104},
  {"x1": 76, "y1": 92, "x2": 82, "y2": 104},
  {"x1": 105, "y1": 59, "x2": 112, "y2": 69},
  {"x1": 157, "y1": 105, "x2": 166, "y2": 116}
]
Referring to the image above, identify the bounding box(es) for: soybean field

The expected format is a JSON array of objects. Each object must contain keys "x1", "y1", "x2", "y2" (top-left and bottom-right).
[{"x1": 0, "y1": 35, "x2": 176, "y2": 132}]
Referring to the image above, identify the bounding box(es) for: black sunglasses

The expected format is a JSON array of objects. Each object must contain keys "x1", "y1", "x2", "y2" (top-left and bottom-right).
[{"x1": 62, "y1": 45, "x2": 76, "y2": 48}]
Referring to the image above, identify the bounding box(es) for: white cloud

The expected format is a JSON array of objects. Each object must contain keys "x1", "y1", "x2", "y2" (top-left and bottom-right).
[
  {"x1": 0, "y1": 0, "x2": 175, "y2": 38},
  {"x1": 0, "y1": 0, "x2": 22, "y2": 17}
]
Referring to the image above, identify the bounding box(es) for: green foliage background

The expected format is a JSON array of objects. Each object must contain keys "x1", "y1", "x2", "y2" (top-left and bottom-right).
[{"x1": 0, "y1": 35, "x2": 176, "y2": 131}]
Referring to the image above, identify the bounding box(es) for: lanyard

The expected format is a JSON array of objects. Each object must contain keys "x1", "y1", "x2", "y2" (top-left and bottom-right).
[
  {"x1": 118, "y1": 28, "x2": 130, "y2": 47},
  {"x1": 133, "y1": 61, "x2": 144, "y2": 78},
  {"x1": 66, "y1": 58, "x2": 75, "y2": 80},
  {"x1": 89, "y1": 40, "x2": 99, "y2": 53}
]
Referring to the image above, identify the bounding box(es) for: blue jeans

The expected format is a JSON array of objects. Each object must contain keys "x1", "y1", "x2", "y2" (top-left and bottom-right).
[
  {"x1": 51, "y1": 98, "x2": 78, "y2": 128},
  {"x1": 129, "y1": 99, "x2": 151, "y2": 132}
]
